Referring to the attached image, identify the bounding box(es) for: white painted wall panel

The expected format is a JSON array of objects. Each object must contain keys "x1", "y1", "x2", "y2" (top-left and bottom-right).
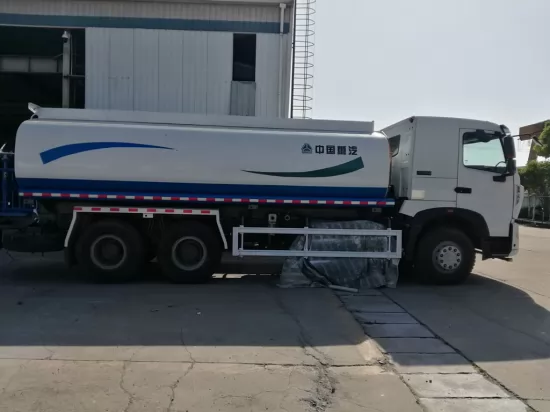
[
  {"x1": 133, "y1": 29, "x2": 159, "y2": 111},
  {"x1": 206, "y1": 32, "x2": 232, "y2": 115},
  {"x1": 181, "y1": 31, "x2": 208, "y2": 114},
  {"x1": 85, "y1": 28, "x2": 110, "y2": 109},
  {"x1": 108, "y1": 29, "x2": 134, "y2": 110},
  {"x1": 158, "y1": 30, "x2": 183, "y2": 112},
  {"x1": 255, "y1": 33, "x2": 280, "y2": 118},
  {"x1": 230, "y1": 81, "x2": 256, "y2": 116},
  {"x1": 86, "y1": 28, "x2": 237, "y2": 115}
]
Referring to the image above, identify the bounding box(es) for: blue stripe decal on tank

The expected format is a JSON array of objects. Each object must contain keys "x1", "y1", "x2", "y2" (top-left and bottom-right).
[
  {"x1": 16, "y1": 178, "x2": 388, "y2": 199},
  {"x1": 39, "y1": 142, "x2": 174, "y2": 165},
  {"x1": 243, "y1": 157, "x2": 364, "y2": 178}
]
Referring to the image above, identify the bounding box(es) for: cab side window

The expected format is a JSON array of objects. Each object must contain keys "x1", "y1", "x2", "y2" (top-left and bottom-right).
[{"x1": 463, "y1": 131, "x2": 506, "y2": 173}]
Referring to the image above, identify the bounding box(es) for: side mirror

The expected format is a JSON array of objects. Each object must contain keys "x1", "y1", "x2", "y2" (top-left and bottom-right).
[
  {"x1": 502, "y1": 135, "x2": 517, "y2": 175},
  {"x1": 506, "y1": 158, "x2": 517, "y2": 175},
  {"x1": 503, "y1": 135, "x2": 516, "y2": 158}
]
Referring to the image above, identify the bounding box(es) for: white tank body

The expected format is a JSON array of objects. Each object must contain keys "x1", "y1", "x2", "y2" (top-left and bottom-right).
[{"x1": 14, "y1": 110, "x2": 391, "y2": 200}]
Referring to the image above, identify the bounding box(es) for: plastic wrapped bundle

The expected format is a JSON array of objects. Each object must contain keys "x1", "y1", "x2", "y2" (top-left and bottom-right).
[{"x1": 279, "y1": 220, "x2": 399, "y2": 289}]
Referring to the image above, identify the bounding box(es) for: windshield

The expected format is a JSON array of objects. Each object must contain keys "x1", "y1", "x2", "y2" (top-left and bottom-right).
[{"x1": 463, "y1": 131, "x2": 506, "y2": 173}]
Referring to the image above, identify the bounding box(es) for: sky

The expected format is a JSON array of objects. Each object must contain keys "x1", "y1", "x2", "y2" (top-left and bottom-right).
[{"x1": 311, "y1": 0, "x2": 550, "y2": 165}]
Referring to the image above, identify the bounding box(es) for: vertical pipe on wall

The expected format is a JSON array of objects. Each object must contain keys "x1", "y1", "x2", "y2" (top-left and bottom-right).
[
  {"x1": 62, "y1": 30, "x2": 72, "y2": 108},
  {"x1": 285, "y1": 0, "x2": 295, "y2": 118},
  {"x1": 277, "y1": 3, "x2": 287, "y2": 118},
  {"x1": 290, "y1": 0, "x2": 297, "y2": 118}
]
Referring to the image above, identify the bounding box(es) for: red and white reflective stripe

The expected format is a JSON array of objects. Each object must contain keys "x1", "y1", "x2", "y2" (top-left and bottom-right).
[
  {"x1": 21, "y1": 192, "x2": 394, "y2": 206},
  {"x1": 73, "y1": 206, "x2": 213, "y2": 215}
]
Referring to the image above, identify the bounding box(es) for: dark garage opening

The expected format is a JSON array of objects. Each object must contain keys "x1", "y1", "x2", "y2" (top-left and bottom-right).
[{"x1": 0, "y1": 26, "x2": 85, "y2": 151}]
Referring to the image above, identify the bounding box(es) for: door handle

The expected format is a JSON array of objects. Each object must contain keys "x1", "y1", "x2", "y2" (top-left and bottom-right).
[{"x1": 455, "y1": 187, "x2": 472, "y2": 194}]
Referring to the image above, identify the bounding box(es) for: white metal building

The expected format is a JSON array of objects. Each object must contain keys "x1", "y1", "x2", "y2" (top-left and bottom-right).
[{"x1": 0, "y1": 0, "x2": 294, "y2": 121}]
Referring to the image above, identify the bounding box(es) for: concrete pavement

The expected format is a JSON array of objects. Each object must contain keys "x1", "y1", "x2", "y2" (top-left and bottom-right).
[
  {"x1": 2, "y1": 225, "x2": 549, "y2": 411},
  {"x1": 384, "y1": 226, "x2": 550, "y2": 412},
  {"x1": 336, "y1": 290, "x2": 530, "y2": 412},
  {"x1": 0, "y1": 252, "x2": 421, "y2": 412}
]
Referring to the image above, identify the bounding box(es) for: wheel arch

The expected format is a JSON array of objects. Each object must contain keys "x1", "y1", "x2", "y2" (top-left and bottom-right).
[
  {"x1": 403, "y1": 208, "x2": 489, "y2": 261},
  {"x1": 64, "y1": 208, "x2": 227, "y2": 266}
]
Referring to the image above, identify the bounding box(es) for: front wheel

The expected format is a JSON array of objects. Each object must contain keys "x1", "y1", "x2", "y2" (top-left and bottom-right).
[{"x1": 414, "y1": 227, "x2": 475, "y2": 285}]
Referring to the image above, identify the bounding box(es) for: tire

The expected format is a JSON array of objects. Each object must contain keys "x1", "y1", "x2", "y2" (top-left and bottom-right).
[
  {"x1": 157, "y1": 221, "x2": 221, "y2": 284},
  {"x1": 414, "y1": 227, "x2": 475, "y2": 285},
  {"x1": 75, "y1": 219, "x2": 146, "y2": 283}
]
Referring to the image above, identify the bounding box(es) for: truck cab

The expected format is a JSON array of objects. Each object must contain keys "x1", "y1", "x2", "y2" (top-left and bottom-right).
[{"x1": 384, "y1": 116, "x2": 523, "y2": 283}]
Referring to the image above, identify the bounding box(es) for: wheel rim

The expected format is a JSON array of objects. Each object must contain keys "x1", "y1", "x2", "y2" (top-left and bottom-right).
[
  {"x1": 432, "y1": 241, "x2": 462, "y2": 273},
  {"x1": 90, "y1": 235, "x2": 127, "y2": 271},
  {"x1": 171, "y1": 236, "x2": 207, "y2": 271}
]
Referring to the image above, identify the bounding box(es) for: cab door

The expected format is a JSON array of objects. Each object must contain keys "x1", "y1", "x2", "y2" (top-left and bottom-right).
[{"x1": 456, "y1": 129, "x2": 514, "y2": 237}]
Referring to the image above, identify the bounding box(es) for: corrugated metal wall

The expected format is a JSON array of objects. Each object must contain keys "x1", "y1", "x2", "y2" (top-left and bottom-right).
[
  {"x1": 206, "y1": 33, "x2": 233, "y2": 115},
  {"x1": 230, "y1": 82, "x2": 256, "y2": 116},
  {"x1": 86, "y1": 28, "x2": 233, "y2": 115},
  {"x1": 2, "y1": 0, "x2": 293, "y2": 118},
  {"x1": 255, "y1": 33, "x2": 291, "y2": 118},
  {"x1": 86, "y1": 28, "x2": 288, "y2": 117}
]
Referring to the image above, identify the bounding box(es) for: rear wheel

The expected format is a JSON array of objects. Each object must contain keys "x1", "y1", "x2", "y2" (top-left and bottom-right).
[
  {"x1": 75, "y1": 219, "x2": 146, "y2": 283},
  {"x1": 414, "y1": 227, "x2": 475, "y2": 285},
  {"x1": 157, "y1": 222, "x2": 221, "y2": 284}
]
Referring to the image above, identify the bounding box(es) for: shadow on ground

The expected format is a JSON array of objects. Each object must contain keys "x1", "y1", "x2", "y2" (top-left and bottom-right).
[
  {"x1": 0, "y1": 252, "x2": 373, "y2": 360},
  {"x1": 1, "y1": 251, "x2": 549, "y2": 368},
  {"x1": 388, "y1": 270, "x2": 550, "y2": 364}
]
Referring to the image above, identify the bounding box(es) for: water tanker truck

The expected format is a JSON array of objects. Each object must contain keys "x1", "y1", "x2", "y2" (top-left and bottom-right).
[{"x1": 0, "y1": 105, "x2": 523, "y2": 284}]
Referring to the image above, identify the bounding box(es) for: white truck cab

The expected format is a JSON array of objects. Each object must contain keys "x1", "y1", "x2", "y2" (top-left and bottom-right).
[{"x1": 384, "y1": 116, "x2": 523, "y2": 283}]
